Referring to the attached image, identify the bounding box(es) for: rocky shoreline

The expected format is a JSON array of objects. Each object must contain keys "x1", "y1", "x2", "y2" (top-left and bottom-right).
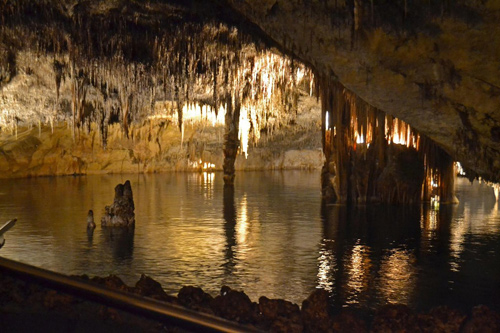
[{"x1": 1, "y1": 270, "x2": 499, "y2": 332}]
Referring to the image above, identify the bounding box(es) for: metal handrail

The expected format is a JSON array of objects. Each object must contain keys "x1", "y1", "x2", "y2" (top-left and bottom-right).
[
  {"x1": 0, "y1": 256, "x2": 261, "y2": 332},
  {"x1": 0, "y1": 219, "x2": 16, "y2": 249}
]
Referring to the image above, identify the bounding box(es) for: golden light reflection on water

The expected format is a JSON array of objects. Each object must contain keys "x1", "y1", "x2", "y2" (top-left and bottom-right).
[
  {"x1": 422, "y1": 208, "x2": 438, "y2": 232},
  {"x1": 3, "y1": 175, "x2": 500, "y2": 309},
  {"x1": 378, "y1": 249, "x2": 416, "y2": 305},
  {"x1": 449, "y1": 212, "x2": 467, "y2": 272},
  {"x1": 237, "y1": 194, "x2": 249, "y2": 246},
  {"x1": 317, "y1": 244, "x2": 335, "y2": 292},
  {"x1": 202, "y1": 172, "x2": 215, "y2": 200},
  {"x1": 345, "y1": 243, "x2": 371, "y2": 305}
]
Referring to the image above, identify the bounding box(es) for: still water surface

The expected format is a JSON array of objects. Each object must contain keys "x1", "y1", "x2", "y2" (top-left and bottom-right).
[{"x1": 0, "y1": 171, "x2": 499, "y2": 312}]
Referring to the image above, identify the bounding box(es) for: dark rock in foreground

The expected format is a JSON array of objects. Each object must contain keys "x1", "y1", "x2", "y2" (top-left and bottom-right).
[
  {"x1": 101, "y1": 180, "x2": 135, "y2": 227},
  {"x1": 178, "y1": 285, "x2": 214, "y2": 315},
  {"x1": 301, "y1": 289, "x2": 332, "y2": 332},
  {"x1": 259, "y1": 296, "x2": 303, "y2": 332},
  {"x1": 212, "y1": 285, "x2": 259, "y2": 324},
  {"x1": 1, "y1": 270, "x2": 500, "y2": 332}
]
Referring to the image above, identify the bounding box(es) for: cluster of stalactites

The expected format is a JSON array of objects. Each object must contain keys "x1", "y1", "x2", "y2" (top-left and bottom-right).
[
  {"x1": 337, "y1": 91, "x2": 421, "y2": 151},
  {"x1": 0, "y1": 1, "x2": 312, "y2": 150},
  {"x1": 320, "y1": 79, "x2": 455, "y2": 205}
]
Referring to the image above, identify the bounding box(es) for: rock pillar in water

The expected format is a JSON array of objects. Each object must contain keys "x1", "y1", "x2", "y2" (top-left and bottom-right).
[
  {"x1": 223, "y1": 96, "x2": 240, "y2": 186},
  {"x1": 101, "y1": 180, "x2": 135, "y2": 227}
]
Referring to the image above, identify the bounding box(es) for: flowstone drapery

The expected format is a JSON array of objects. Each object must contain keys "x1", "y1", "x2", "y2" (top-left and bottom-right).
[{"x1": 319, "y1": 78, "x2": 456, "y2": 205}]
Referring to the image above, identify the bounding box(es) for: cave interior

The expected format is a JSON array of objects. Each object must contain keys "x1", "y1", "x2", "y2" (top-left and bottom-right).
[{"x1": 1, "y1": 0, "x2": 500, "y2": 204}]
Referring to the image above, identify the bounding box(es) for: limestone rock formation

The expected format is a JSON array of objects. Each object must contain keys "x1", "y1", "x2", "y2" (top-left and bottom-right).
[
  {"x1": 224, "y1": 0, "x2": 500, "y2": 183},
  {"x1": 1, "y1": 0, "x2": 499, "y2": 184},
  {"x1": 134, "y1": 274, "x2": 177, "y2": 303},
  {"x1": 101, "y1": 180, "x2": 135, "y2": 228}
]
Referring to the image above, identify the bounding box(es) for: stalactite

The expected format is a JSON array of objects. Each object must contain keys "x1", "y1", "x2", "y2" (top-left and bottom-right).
[{"x1": 318, "y1": 77, "x2": 455, "y2": 205}]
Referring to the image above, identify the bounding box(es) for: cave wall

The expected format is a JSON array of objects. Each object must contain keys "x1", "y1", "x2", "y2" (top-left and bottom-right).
[
  {"x1": 223, "y1": 0, "x2": 500, "y2": 182},
  {"x1": 0, "y1": 119, "x2": 323, "y2": 178},
  {"x1": 0, "y1": 1, "x2": 326, "y2": 178}
]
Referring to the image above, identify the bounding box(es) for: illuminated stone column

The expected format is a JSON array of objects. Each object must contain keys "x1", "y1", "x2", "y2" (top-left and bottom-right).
[
  {"x1": 223, "y1": 96, "x2": 241, "y2": 186},
  {"x1": 330, "y1": 81, "x2": 351, "y2": 204},
  {"x1": 320, "y1": 76, "x2": 337, "y2": 203},
  {"x1": 440, "y1": 153, "x2": 457, "y2": 204}
]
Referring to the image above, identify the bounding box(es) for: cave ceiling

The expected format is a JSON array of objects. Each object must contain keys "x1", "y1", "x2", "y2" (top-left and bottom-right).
[{"x1": 1, "y1": 0, "x2": 500, "y2": 182}]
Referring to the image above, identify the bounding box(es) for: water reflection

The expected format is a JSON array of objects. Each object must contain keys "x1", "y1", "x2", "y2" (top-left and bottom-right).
[
  {"x1": 377, "y1": 248, "x2": 416, "y2": 305},
  {"x1": 87, "y1": 227, "x2": 95, "y2": 243},
  {"x1": 317, "y1": 245, "x2": 335, "y2": 292},
  {"x1": 237, "y1": 194, "x2": 249, "y2": 246},
  {"x1": 319, "y1": 179, "x2": 500, "y2": 312},
  {"x1": 1, "y1": 175, "x2": 500, "y2": 310},
  {"x1": 222, "y1": 185, "x2": 236, "y2": 273},
  {"x1": 100, "y1": 227, "x2": 135, "y2": 261},
  {"x1": 320, "y1": 205, "x2": 420, "y2": 310},
  {"x1": 345, "y1": 243, "x2": 371, "y2": 305}
]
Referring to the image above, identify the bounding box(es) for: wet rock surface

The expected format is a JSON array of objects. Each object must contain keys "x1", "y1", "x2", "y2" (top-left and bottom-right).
[
  {"x1": 259, "y1": 296, "x2": 303, "y2": 332},
  {"x1": 134, "y1": 274, "x2": 178, "y2": 303},
  {"x1": 1, "y1": 269, "x2": 499, "y2": 332},
  {"x1": 178, "y1": 285, "x2": 214, "y2": 314},
  {"x1": 212, "y1": 285, "x2": 259, "y2": 324},
  {"x1": 301, "y1": 289, "x2": 334, "y2": 332},
  {"x1": 462, "y1": 305, "x2": 500, "y2": 332},
  {"x1": 101, "y1": 180, "x2": 135, "y2": 228}
]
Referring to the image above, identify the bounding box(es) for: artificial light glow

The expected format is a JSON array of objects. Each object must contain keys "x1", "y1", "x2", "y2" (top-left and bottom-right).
[
  {"x1": 325, "y1": 111, "x2": 329, "y2": 131},
  {"x1": 455, "y1": 162, "x2": 466, "y2": 176},
  {"x1": 431, "y1": 195, "x2": 440, "y2": 209},
  {"x1": 150, "y1": 101, "x2": 225, "y2": 127},
  {"x1": 296, "y1": 68, "x2": 305, "y2": 82},
  {"x1": 356, "y1": 132, "x2": 364, "y2": 144},
  {"x1": 239, "y1": 108, "x2": 251, "y2": 159},
  {"x1": 483, "y1": 180, "x2": 500, "y2": 202},
  {"x1": 189, "y1": 159, "x2": 216, "y2": 171},
  {"x1": 392, "y1": 131, "x2": 406, "y2": 145},
  {"x1": 383, "y1": 118, "x2": 417, "y2": 147}
]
